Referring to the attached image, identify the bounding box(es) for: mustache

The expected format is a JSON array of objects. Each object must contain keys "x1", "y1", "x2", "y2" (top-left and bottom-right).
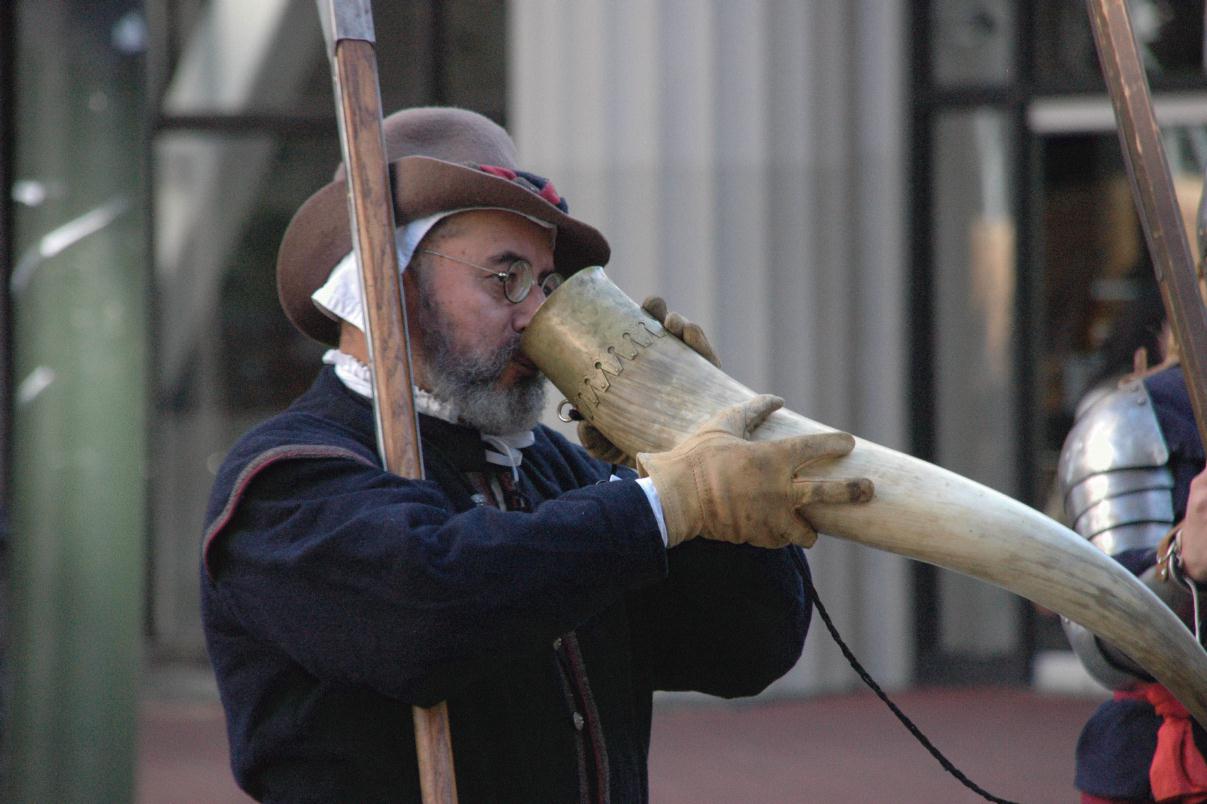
[
  {"x1": 477, "y1": 336, "x2": 525, "y2": 380},
  {"x1": 432, "y1": 332, "x2": 527, "y2": 386},
  {"x1": 497, "y1": 335, "x2": 524, "y2": 364}
]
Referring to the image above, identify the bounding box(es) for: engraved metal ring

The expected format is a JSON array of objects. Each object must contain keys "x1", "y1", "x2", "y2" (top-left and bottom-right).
[{"x1": 557, "y1": 399, "x2": 579, "y2": 423}]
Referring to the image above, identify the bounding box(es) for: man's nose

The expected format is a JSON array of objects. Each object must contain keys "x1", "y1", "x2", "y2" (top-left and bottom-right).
[{"x1": 512, "y1": 287, "x2": 547, "y2": 332}]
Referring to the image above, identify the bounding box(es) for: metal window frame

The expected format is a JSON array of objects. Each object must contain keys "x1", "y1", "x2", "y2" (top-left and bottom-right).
[
  {"x1": 908, "y1": 0, "x2": 1039, "y2": 685},
  {"x1": 910, "y1": 0, "x2": 1207, "y2": 685},
  {"x1": 0, "y1": 0, "x2": 12, "y2": 511}
]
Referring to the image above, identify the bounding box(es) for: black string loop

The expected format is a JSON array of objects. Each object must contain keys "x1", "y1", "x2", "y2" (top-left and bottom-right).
[{"x1": 791, "y1": 549, "x2": 1019, "y2": 804}]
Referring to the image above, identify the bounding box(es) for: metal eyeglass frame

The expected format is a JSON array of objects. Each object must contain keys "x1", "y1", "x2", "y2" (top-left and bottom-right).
[{"x1": 419, "y1": 248, "x2": 563, "y2": 303}]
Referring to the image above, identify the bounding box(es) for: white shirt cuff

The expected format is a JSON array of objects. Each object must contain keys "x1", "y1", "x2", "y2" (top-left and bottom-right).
[{"x1": 618, "y1": 474, "x2": 668, "y2": 547}]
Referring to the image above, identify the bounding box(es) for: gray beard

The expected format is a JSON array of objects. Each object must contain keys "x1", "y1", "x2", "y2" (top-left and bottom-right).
[{"x1": 416, "y1": 295, "x2": 547, "y2": 435}]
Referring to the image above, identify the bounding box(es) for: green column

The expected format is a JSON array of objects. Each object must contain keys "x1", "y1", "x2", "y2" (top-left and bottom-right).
[{"x1": 6, "y1": 1, "x2": 147, "y2": 801}]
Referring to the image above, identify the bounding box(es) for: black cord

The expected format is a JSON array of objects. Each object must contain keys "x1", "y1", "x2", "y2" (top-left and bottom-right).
[{"x1": 790, "y1": 549, "x2": 1019, "y2": 804}]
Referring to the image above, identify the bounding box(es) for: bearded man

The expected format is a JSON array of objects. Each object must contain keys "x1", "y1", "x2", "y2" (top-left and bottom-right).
[{"x1": 200, "y1": 106, "x2": 871, "y2": 802}]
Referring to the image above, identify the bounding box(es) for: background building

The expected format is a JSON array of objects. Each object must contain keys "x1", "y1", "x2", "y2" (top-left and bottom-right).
[{"x1": 3, "y1": 0, "x2": 1206, "y2": 798}]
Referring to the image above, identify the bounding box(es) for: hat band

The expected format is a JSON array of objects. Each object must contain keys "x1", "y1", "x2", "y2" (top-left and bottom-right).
[{"x1": 474, "y1": 164, "x2": 568, "y2": 213}]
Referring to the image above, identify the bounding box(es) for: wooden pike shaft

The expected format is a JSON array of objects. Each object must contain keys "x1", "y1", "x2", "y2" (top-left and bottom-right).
[
  {"x1": 1087, "y1": 0, "x2": 1207, "y2": 447},
  {"x1": 317, "y1": 1, "x2": 457, "y2": 800}
]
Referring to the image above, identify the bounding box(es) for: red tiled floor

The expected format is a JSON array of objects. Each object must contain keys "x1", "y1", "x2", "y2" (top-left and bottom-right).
[{"x1": 138, "y1": 687, "x2": 1101, "y2": 802}]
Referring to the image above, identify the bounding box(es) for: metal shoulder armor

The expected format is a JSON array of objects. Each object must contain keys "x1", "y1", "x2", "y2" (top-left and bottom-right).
[{"x1": 1057, "y1": 377, "x2": 1175, "y2": 556}]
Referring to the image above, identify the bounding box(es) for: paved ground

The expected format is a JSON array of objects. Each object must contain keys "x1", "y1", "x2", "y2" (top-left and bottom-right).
[
  {"x1": 647, "y1": 688, "x2": 1099, "y2": 803},
  {"x1": 137, "y1": 679, "x2": 1101, "y2": 803}
]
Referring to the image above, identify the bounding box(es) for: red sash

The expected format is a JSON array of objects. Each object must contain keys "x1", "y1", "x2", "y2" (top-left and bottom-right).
[{"x1": 1116, "y1": 684, "x2": 1207, "y2": 802}]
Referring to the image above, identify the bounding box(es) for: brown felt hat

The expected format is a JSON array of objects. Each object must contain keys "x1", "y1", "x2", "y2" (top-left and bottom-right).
[{"x1": 277, "y1": 106, "x2": 611, "y2": 345}]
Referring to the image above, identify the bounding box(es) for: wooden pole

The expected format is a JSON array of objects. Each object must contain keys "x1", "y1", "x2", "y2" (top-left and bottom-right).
[
  {"x1": 315, "y1": 2, "x2": 458, "y2": 800},
  {"x1": 1088, "y1": 0, "x2": 1207, "y2": 447}
]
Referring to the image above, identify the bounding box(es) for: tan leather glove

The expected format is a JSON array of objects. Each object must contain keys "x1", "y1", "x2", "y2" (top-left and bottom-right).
[
  {"x1": 638, "y1": 296, "x2": 720, "y2": 367},
  {"x1": 636, "y1": 395, "x2": 873, "y2": 549},
  {"x1": 577, "y1": 296, "x2": 720, "y2": 467}
]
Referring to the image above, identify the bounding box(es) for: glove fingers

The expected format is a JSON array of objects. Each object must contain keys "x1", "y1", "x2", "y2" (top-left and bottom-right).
[
  {"x1": 577, "y1": 419, "x2": 605, "y2": 449},
  {"x1": 773, "y1": 431, "x2": 855, "y2": 466},
  {"x1": 639, "y1": 298, "x2": 721, "y2": 366},
  {"x1": 761, "y1": 530, "x2": 797, "y2": 550},
  {"x1": 741, "y1": 394, "x2": 785, "y2": 434},
  {"x1": 641, "y1": 296, "x2": 668, "y2": 324},
  {"x1": 678, "y1": 321, "x2": 721, "y2": 367},
  {"x1": 783, "y1": 515, "x2": 820, "y2": 548},
  {"x1": 662, "y1": 310, "x2": 687, "y2": 340},
  {"x1": 793, "y1": 477, "x2": 874, "y2": 506},
  {"x1": 749, "y1": 508, "x2": 816, "y2": 550},
  {"x1": 700, "y1": 394, "x2": 784, "y2": 436},
  {"x1": 578, "y1": 421, "x2": 631, "y2": 466}
]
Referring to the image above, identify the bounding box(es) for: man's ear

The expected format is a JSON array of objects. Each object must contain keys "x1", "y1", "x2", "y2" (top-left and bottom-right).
[{"x1": 338, "y1": 321, "x2": 369, "y2": 363}]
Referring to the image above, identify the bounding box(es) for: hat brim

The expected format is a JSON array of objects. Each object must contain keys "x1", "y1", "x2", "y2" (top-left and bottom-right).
[{"x1": 277, "y1": 155, "x2": 611, "y2": 345}]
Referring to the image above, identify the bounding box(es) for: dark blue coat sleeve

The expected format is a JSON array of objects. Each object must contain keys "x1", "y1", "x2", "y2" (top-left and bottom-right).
[
  {"x1": 205, "y1": 453, "x2": 667, "y2": 704},
  {"x1": 626, "y1": 539, "x2": 809, "y2": 697},
  {"x1": 531, "y1": 432, "x2": 811, "y2": 699}
]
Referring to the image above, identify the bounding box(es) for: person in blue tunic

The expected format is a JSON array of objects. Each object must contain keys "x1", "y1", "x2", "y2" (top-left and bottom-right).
[
  {"x1": 200, "y1": 106, "x2": 873, "y2": 802},
  {"x1": 1060, "y1": 350, "x2": 1207, "y2": 803}
]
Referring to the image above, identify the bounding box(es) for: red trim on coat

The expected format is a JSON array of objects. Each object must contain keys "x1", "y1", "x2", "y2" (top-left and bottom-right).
[{"x1": 201, "y1": 444, "x2": 375, "y2": 580}]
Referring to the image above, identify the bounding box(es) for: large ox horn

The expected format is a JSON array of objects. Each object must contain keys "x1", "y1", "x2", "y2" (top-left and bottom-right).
[{"x1": 522, "y1": 267, "x2": 1207, "y2": 726}]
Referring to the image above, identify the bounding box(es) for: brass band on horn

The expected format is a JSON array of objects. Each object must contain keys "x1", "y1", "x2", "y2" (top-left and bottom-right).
[{"x1": 522, "y1": 266, "x2": 1207, "y2": 729}]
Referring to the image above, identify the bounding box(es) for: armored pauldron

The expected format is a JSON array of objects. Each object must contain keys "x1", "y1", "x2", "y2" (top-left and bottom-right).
[
  {"x1": 1058, "y1": 377, "x2": 1180, "y2": 688},
  {"x1": 1058, "y1": 378, "x2": 1175, "y2": 557}
]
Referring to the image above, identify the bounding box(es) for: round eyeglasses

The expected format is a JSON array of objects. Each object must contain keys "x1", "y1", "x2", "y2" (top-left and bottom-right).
[{"x1": 419, "y1": 248, "x2": 564, "y2": 304}]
